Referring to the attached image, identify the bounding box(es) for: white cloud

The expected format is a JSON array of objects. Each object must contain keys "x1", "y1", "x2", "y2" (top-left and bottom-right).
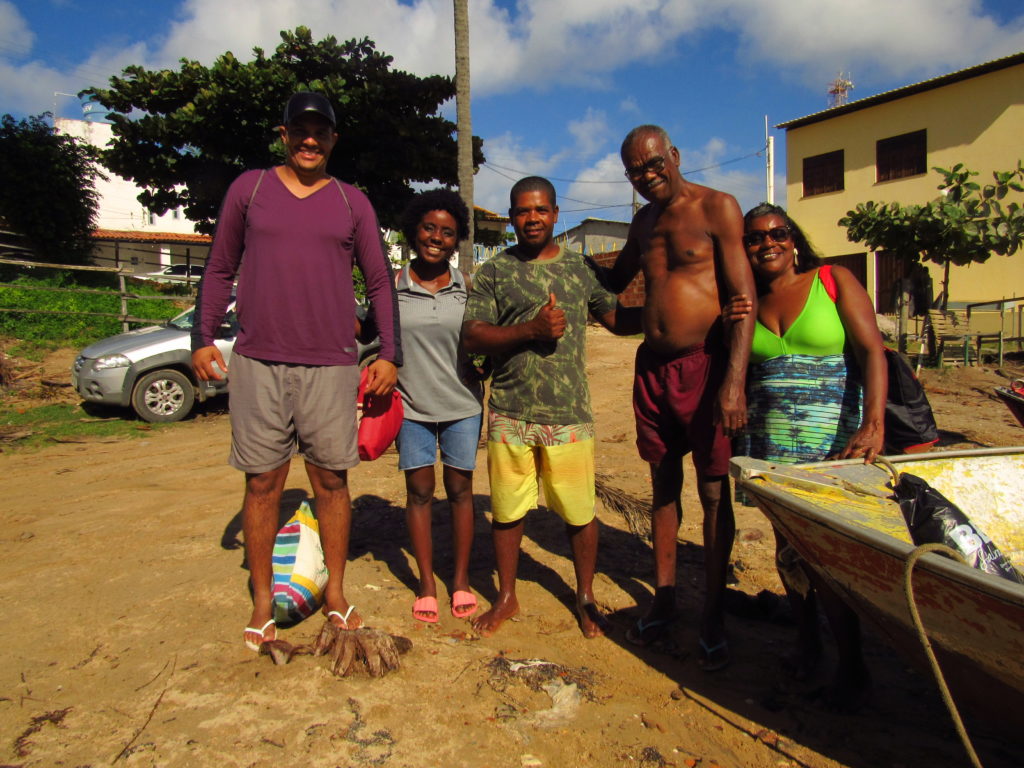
[
  {"x1": 619, "y1": 96, "x2": 640, "y2": 115},
  {"x1": 472, "y1": 0, "x2": 708, "y2": 93},
  {"x1": 676, "y1": 137, "x2": 770, "y2": 214},
  {"x1": 560, "y1": 137, "x2": 772, "y2": 219},
  {"x1": 566, "y1": 108, "x2": 611, "y2": 158},
  {"x1": 720, "y1": 0, "x2": 1024, "y2": 86},
  {"x1": 472, "y1": 131, "x2": 560, "y2": 215},
  {"x1": 0, "y1": 1, "x2": 33, "y2": 59},
  {"x1": 564, "y1": 152, "x2": 635, "y2": 219},
  {"x1": 0, "y1": 60, "x2": 67, "y2": 115},
  {"x1": 4, "y1": 0, "x2": 1023, "y2": 117}
]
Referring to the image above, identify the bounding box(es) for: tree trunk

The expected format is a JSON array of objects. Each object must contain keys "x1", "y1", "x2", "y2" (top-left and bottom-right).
[
  {"x1": 941, "y1": 260, "x2": 951, "y2": 311},
  {"x1": 454, "y1": 0, "x2": 474, "y2": 275},
  {"x1": 898, "y1": 283, "x2": 909, "y2": 354}
]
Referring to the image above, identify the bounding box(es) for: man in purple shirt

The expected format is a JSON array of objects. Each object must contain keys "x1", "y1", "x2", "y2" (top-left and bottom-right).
[{"x1": 191, "y1": 92, "x2": 401, "y2": 652}]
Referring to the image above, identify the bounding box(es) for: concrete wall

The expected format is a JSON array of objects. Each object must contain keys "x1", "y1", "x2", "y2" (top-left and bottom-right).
[{"x1": 556, "y1": 220, "x2": 630, "y2": 255}]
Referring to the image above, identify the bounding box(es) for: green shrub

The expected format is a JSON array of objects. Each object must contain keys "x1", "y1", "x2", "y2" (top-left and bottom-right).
[{"x1": 0, "y1": 271, "x2": 185, "y2": 356}]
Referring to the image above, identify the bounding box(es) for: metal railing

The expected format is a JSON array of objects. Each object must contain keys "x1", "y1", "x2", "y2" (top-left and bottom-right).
[{"x1": 965, "y1": 296, "x2": 1024, "y2": 366}]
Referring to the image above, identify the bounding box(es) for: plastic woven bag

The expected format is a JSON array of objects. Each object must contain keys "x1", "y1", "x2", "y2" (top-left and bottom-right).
[{"x1": 271, "y1": 500, "x2": 329, "y2": 626}]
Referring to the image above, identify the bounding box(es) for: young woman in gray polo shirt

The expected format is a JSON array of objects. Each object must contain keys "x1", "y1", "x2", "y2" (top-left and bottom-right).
[{"x1": 396, "y1": 190, "x2": 484, "y2": 623}]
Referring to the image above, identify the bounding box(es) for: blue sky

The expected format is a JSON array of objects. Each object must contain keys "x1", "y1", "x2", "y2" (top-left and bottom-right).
[{"x1": 2, "y1": 0, "x2": 1023, "y2": 234}]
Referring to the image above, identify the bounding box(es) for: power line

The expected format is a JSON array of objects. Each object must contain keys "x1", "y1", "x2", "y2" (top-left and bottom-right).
[
  {"x1": 479, "y1": 165, "x2": 627, "y2": 212},
  {"x1": 559, "y1": 203, "x2": 632, "y2": 213},
  {"x1": 484, "y1": 161, "x2": 629, "y2": 185},
  {"x1": 482, "y1": 146, "x2": 765, "y2": 186}
]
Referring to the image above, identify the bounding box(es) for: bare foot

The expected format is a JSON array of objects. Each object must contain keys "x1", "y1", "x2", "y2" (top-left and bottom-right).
[
  {"x1": 577, "y1": 601, "x2": 610, "y2": 638},
  {"x1": 324, "y1": 602, "x2": 362, "y2": 630},
  {"x1": 471, "y1": 594, "x2": 519, "y2": 637}
]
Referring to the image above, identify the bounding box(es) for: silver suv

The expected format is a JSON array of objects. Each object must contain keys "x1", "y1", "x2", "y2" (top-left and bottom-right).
[{"x1": 72, "y1": 304, "x2": 378, "y2": 423}]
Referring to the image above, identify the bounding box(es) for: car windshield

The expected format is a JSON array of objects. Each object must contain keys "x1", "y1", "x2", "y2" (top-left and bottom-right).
[
  {"x1": 167, "y1": 307, "x2": 196, "y2": 330},
  {"x1": 165, "y1": 301, "x2": 235, "y2": 332}
]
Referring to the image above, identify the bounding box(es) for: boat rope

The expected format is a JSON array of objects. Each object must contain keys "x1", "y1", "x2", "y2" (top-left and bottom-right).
[{"x1": 904, "y1": 542, "x2": 983, "y2": 768}]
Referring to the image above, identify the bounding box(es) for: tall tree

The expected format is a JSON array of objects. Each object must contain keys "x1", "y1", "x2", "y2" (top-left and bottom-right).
[
  {"x1": 840, "y1": 162, "x2": 1024, "y2": 312},
  {"x1": 82, "y1": 27, "x2": 483, "y2": 234},
  {"x1": 0, "y1": 113, "x2": 101, "y2": 264},
  {"x1": 454, "y1": 0, "x2": 476, "y2": 274}
]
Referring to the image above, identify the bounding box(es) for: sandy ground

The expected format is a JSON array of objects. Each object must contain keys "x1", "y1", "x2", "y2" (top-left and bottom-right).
[{"x1": 2, "y1": 329, "x2": 1023, "y2": 768}]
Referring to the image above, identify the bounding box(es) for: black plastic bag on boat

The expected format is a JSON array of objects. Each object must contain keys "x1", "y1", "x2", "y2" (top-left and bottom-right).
[{"x1": 894, "y1": 472, "x2": 1024, "y2": 584}]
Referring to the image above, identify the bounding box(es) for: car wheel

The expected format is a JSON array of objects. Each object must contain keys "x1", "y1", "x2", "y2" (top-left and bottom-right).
[{"x1": 131, "y1": 369, "x2": 195, "y2": 423}]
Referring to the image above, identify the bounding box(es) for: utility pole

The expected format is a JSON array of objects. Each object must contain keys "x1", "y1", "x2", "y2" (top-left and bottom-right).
[
  {"x1": 765, "y1": 115, "x2": 775, "y2": 204},
  {"x1": 454, "y1": 0, "x2": 474, "y2": 275}
]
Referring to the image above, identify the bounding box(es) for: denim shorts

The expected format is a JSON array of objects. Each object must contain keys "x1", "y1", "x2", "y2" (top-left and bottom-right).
[{"x1": 396, "y1": 413, "x2": 482, "y2": 471}]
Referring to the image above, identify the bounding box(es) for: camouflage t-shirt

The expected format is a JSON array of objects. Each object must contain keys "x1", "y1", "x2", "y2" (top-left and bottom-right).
[{"x1": 465, "y1": 245, "x2": 618, "y2": 424}]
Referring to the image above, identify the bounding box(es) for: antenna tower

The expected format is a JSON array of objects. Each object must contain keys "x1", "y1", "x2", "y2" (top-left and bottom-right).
[{"x1": 827, "y1": 72, "x2": 853, "y2": 107}]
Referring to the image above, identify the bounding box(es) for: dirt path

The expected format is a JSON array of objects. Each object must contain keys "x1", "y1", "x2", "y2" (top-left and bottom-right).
[{"x1": 1, "y1": 330, "x2": 1021, "y2": 767}]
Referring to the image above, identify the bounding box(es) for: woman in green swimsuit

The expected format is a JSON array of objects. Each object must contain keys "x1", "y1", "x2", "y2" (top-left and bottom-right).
[{"x1": 728, "y1": 203, "x2": 886, "y2": 709}]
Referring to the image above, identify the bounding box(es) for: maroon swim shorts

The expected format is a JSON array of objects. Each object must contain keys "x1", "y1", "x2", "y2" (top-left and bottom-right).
[{"x1": 633, "y1": 340, "x2": 731, "y2": 476}]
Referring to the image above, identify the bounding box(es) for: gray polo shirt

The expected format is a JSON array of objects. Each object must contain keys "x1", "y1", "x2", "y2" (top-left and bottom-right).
[{"x1": 395, "y1": 263, "x2": 483, "y2": 422}]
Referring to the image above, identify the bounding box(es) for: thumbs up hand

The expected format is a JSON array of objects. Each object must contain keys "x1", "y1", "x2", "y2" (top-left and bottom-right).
[{"x1": 532, "y1": 292, "x2": 566, "y2": 340}]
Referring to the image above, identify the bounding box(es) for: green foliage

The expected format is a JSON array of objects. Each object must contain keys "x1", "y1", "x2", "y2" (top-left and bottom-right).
[
  {"x1": 0, "y1": 113, "x2": 102, "y2": 263},
  {"x1": 82, "y1": 27, "x2": 485, "y2": 234},
  {"x1": 352, "y1": 266, "x2": 366, "y2": 303},
  {"x1": 473, "y1": 227, "x2": 514, "y2": 247},
  {"x1": 0, "y1": 271, "x2": 182, "y2": 357},
  {"x1": 840, "y1": 162, "x2": 1024, "y2": 268}
]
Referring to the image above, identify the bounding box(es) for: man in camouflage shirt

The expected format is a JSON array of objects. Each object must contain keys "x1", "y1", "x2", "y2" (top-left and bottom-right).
[{"x1": 463, "y1": 176, "x2": 639, "y2": 638}]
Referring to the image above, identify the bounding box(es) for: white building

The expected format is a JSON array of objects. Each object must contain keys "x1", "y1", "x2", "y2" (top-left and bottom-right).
[{"x1": 55, "y1": 117, "x2": 210, "y2": 275}]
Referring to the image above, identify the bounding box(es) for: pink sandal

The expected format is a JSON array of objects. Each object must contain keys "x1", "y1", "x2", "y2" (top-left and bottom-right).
[
  {"x1": 451, "y1": 590, "x2": 478, "y2": 619},
  {"x1": 412, "y1": 596, "x2": 439, "y2": 623}
]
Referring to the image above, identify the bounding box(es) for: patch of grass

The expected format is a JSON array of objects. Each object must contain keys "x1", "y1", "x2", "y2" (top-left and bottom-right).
[
  {"x1": 0, "y1": 402, "x2": 169, "y2": 451},
  {"x1": 0, "y1": 271, "x2": 188, "y2": 358}
]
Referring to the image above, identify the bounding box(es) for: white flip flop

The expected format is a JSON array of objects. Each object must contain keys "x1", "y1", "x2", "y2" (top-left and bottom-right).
[
  {"x1": 326, "y1": 605, "x2": 357, "y2": 629},
  {"x1": 243, "y1": 618, "x2": 275, "y2": 652}
]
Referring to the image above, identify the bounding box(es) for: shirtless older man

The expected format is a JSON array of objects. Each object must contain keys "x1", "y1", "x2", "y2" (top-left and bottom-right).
[{"x1": 608, "y1": 125, "x2": 756, "y2": 670}]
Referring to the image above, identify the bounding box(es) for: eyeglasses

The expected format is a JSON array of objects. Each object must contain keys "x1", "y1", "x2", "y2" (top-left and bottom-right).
[
  {"x1": 624, "y1": 156, "x2": 667, "y2": 181},
  {"x1": 742, "y1": 226, "x2": 792, "y2": 248}
]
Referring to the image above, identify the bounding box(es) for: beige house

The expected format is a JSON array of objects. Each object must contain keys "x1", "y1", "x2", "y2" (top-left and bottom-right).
[{"x1": 778, "y1": 52, "x2": 1024, "y2": 316}]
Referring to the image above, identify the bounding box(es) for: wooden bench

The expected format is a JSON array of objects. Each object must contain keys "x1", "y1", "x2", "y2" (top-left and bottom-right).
[
  {"x1": 966, "y1": 299, "x2": 1024, "y2": 367},
  {"x1": 925, "y1": 309, "x2": 998, "y2": 366}
]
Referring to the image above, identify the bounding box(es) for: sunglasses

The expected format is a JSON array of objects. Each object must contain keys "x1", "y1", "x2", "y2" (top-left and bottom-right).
[
  {"x1": 624, "y1": 155, "x2": 667, "y2": 181},
  {"x1": 742, "y1": 226, "x2": 792, "y2": 248}
]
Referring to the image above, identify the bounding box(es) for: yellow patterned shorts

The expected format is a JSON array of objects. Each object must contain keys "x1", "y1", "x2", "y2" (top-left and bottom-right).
[{"x1": 487, "y1": 411, "x2": 596, "y2": 526}]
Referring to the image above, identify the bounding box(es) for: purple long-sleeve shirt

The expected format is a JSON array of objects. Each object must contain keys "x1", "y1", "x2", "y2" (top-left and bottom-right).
[{"x1": 193, "y1": 168, "x2": 400, "y2": 367}]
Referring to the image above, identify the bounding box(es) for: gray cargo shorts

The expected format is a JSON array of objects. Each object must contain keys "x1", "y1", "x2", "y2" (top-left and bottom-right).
[{"x1": 228, "y1": 353, "x2": 360, "y2": 473}]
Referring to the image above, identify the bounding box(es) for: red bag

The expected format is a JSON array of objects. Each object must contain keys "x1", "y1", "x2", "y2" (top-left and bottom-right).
[{"x1": 357, "y1": 367, "x2": 403, "y2": 460}]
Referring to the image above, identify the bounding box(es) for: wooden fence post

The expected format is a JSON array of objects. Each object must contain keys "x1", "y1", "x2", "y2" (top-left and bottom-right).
[{"x1": 119, "y1": 272, "x2": 128, "y2": 332}]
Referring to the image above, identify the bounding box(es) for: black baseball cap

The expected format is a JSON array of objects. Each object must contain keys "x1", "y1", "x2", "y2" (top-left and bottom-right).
[{"x1": 282, "y1": 92, "x2": 336, "y2": 127}]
